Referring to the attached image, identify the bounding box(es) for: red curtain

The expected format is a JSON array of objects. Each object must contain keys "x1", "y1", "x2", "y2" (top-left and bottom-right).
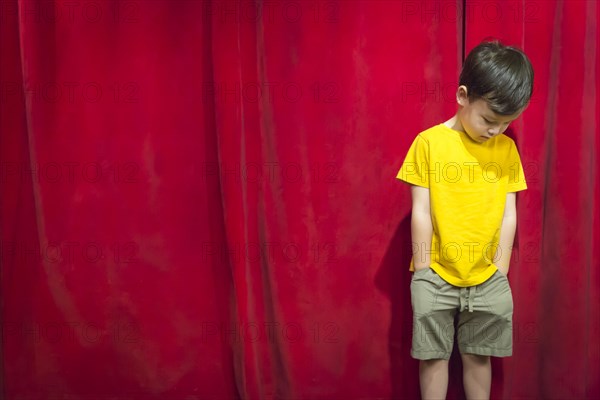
[{"x1": 1, "y1": 1, "x2": 598, "y2": 399}]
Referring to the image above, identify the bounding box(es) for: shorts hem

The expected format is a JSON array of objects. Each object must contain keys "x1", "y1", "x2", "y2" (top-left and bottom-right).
[
  {"x1": 411, "y1": 350, "x2": 451, "y2": 360},
  {"x1": 460, "y1": 346, "x2": 512, "y2": 357}
]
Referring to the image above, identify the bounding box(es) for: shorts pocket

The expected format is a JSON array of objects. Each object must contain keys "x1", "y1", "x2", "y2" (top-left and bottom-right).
[
  {"x1": 410, "y1": 268, "x2": 439, "y2": 316},
  {"x1": 485, "y1": 271, "x2": 513, "y2": 317},
  {"x1": 412, "y1": 267, "x2": 430, "y2": 278},
  {"x1": 496, "y1": 270, "x2": 512, "y2": 288}
]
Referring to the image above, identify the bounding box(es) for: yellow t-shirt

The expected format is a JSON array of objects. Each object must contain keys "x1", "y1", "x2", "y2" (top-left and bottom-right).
[{"x1": 397, "y1": 123, "x2": 527, "y2": 287}]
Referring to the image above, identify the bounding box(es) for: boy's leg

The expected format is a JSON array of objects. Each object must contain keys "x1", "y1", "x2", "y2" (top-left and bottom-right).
[
  {"x1": 410, "y1": 268, "x2": 456, "y2": 361},
  {"x1": 411, "y1": 267, "x2": 458, "y2": 399},
  {"x1": 461, "y1": 353, "x2": 491, "y2": 400},
  {"x1": 457, "y1": 270, "x2": 513, "y2": 400},
  {"x1": 419, "y1": 358, "x2": 449, "y2": 399}
]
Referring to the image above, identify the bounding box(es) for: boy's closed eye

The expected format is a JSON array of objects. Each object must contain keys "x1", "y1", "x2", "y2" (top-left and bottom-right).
[{"x1": 482, "y1": 116, "x2": 512, "y2": 127}]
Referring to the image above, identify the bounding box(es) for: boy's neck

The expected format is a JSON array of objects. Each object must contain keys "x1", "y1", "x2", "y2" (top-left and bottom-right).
[{"x1": 443, "y1": 115, "x2": 465, "y2": 132}]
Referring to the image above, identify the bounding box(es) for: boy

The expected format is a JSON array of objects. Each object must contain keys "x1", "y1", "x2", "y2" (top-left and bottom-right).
[{"x1": 396, "y1": 40, "x2": 534, "y2": 399}]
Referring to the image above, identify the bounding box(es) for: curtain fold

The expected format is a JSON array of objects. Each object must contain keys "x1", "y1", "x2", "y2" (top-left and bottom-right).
[
  {"x1": 212, "y1": 1, "x2": 462, "y2": 397},
  {"x1": 1, "y1": 1, "x2": 598, "y2": 399},
  {"x1": 466, "y1": 1, "x2": 600, "y2": 398},
  {"x1": 2, "y1": 1, "x2": 236, "y2": 398}
]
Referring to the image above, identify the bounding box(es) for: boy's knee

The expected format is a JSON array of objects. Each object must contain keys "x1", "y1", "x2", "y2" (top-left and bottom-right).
[
  {"x1": 420, "y1": 358, "x2": 449, "y2": 366},
  {"x1": 461, "y1": 353, "x2": 490, "y2": 364}
]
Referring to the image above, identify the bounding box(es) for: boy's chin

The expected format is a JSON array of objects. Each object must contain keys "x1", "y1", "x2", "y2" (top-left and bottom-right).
[
  {"x1": 465, "y1": 132, "x2": 487, "y2": 143},
  {"x1": 467, "y1": 131, "x2": 492, "y2": 142}
]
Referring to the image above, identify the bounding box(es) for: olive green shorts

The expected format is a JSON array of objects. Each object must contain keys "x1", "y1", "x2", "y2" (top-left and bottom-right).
[{"x1": 410, "y1": 267, "x2": 513, "y2": 360}]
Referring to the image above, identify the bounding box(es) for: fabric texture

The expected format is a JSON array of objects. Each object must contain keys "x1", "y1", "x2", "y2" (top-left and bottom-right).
[
  {"x1": 1, "y1": 1, "x2": 599, "y2": 399},
  {"x1": 397, "y1": 124, "x2": 527, "y2": 286},
  {"x1": 410, "y1": 268, "x2": 513, "y2": 360}
]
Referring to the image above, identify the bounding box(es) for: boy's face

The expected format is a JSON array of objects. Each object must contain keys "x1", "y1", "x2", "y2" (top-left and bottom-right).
[{"x1": 456, "y1": 86, "x2": 523, "y2": 143}]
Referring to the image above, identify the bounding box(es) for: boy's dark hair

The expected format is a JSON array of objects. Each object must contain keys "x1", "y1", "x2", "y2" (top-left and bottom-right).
[{"x1": 459, "y1": 40, "x2": 534, "y2": 115}]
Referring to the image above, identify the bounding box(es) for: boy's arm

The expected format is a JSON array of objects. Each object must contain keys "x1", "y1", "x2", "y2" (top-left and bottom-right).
[
  {"x1": 494, "y1": 192, "x2": 517, "y2": 275},
  {"x1": 410, "y1": 185, "x2": 433, "y2": 270}
]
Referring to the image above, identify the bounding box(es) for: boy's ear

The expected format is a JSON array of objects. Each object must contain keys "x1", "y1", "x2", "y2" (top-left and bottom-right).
[{"x1": 456, "y1": 85, "x2": 469, "y2": 106}]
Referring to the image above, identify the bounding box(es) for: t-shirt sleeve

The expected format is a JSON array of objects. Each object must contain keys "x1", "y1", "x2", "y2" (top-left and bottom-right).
[
  {"x1": 396, "y1": 134, "x2": 430, "y2": 188},
  {"x1": 506, "y1": 141, "x2": 527, "y2": 192}
]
